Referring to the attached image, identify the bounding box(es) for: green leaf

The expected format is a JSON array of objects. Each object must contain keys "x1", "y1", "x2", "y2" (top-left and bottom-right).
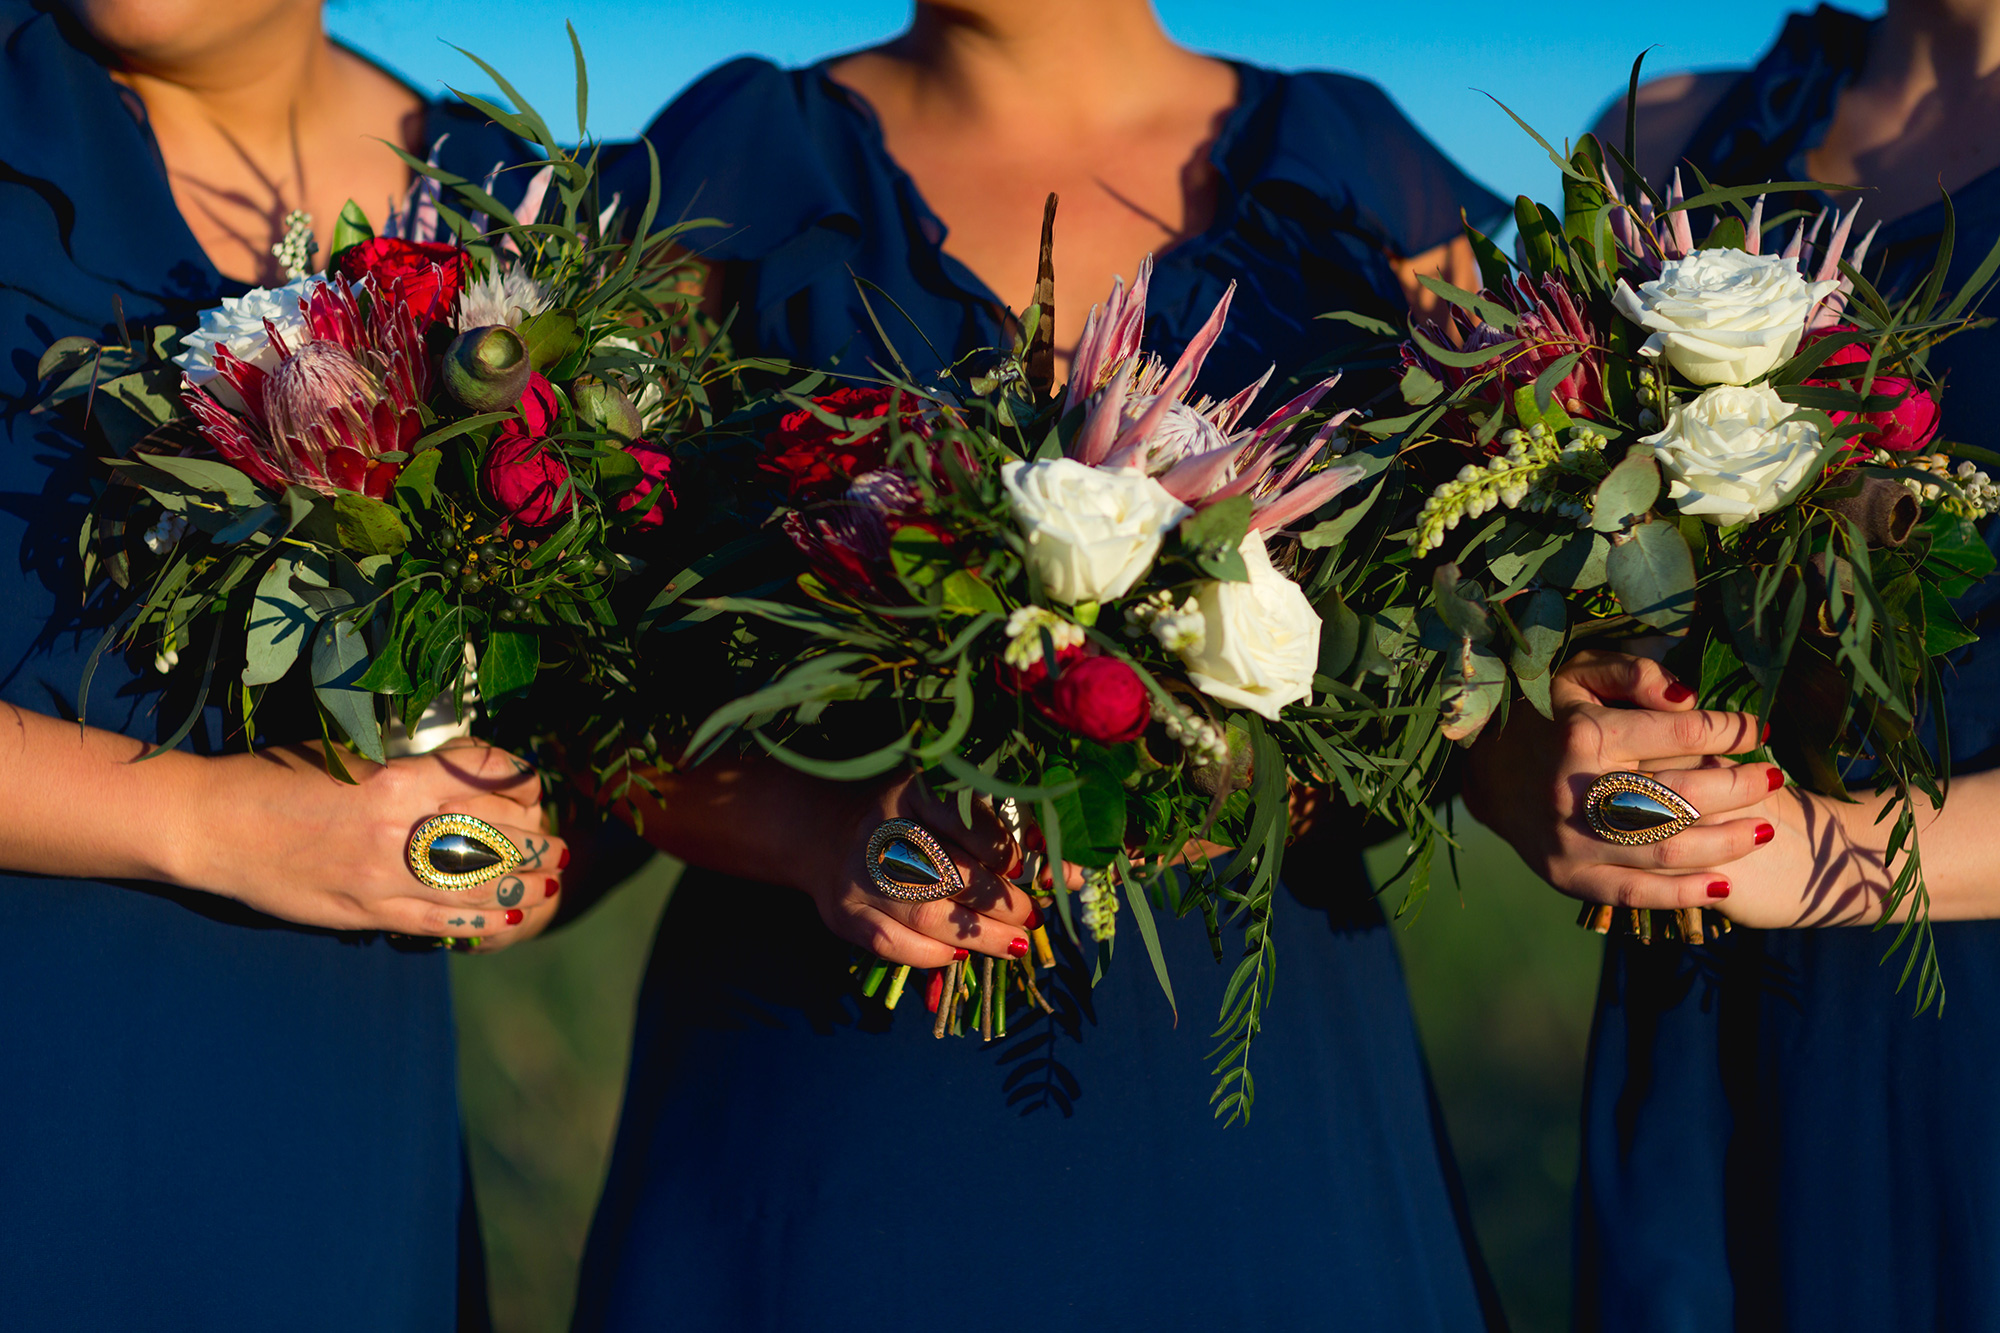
[
  {"x1": 1432, "y1": 564, "x2": 1493, "y2": 644},
  {"x1": 478, "y1": 628, "x2": 539, "y2": 700},
  {"x1": 1400, "y1": 363, "x2": 1443, "y2": 406},
  {"x1": 1921, "y1": 581, "x2": 1980, "y2": 657},
  {"x1": 1592, "y1": 447, "x2": 1661, "y2": 532},
  {"x1": 518, "y1": 309, "x2": 583, "y2": 373},
  {"x1": 393, "y1": 448, "x2": 443, "y2": 510},
  {"x1": 1179, "y1": 493, "x2": 1254, "y2": 553},
  {"x1": 1607, "y1": 521, "x2": 1696, "y2": 634},
  {"x1": 1542, "y1": 527, "x2": 1610, "y2": 589},
  {"x1": 38, "y1": 335, "x2": 98, "y2": 385},
  {"x1": 1699, "y1": 216, "x2": 1748, "y2": 251},
  {"x1": 327, "y1": 199, "x2": 374, "y2": 262},
  {"x1": 1413, "y1": 274, "x2": 1519, "y2": 331},
  {"x1": 1316, "y1": 585, "x2": 1361, "y2": 677},
  {"x1": 1516, "y1": 194, "x2": 1558, "y2": 275},
  {"x1": 889, "y1": 525, "x2": 953, "y2": 596},
  {"x1": 1440, "y1": 641, "x2": 1508, "y2": 743},
  {"x1": 1046, "y1": 761, "x2": 1125, "y2": 868},
  {"x1": 331, "y1": 493, "x2": 411, "y2": 556},
  {"x1": 1116, "y1": 859, "x2": 1176, "y2": 1020},
  {"x1": 136, "y1": 454, "x2": 267, "y2": 508},
  {"x1": 311, "y1": 616, "x2": 385, "y2": 764},
  {"x1": 939, "y1": 569, "x2": 1004, "y2": 615},
  {"x1": 1509, "y1": 587, "x2": 1566, "y2": 680},
  {"x1": 1411, "y1": 325, "x2": 1518, "y2": 369},
  {"x1": 242, "y1": 556, "x2": 316, "y2": 686}
]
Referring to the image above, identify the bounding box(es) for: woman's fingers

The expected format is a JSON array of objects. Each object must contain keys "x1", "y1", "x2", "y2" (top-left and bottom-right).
[
  {"x1": 1646, "y1": 761, "x2": 1785, "y2": 818},
  {"x1": 414, "y1": 799, "x2": 567, "y2": 910},
  {"x1": 422, "y1": 741, "x2": 544, "y2": 806},
  {"x1": 1563, "y1": 864, "x2": 1738, "y2": 912},
  {"x1": 382, "y1": 891, "x2": 551, "y2": 941},
  {"x1": 828, "y1": 897, "x2": 960, "y2": 969},
  {"x1": 904, "y1": 784, "x2": 1016, "y2": 875},
  {"x1": 882, "y1": 895, "x2": 1032, "y2": 961},
  {"x1": 1579, "y1": 815, "x2": 1773, "y2": 872},
  {"x1": 1578, "y1": 703, "x2": 1764, "y2": 769},
  {"x1": 1553, "y1": 650, "x2": 1701, "y2": 711}
]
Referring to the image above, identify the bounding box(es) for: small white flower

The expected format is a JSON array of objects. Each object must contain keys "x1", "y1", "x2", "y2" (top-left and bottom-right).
[
  {"x1": 1002, "y1": 459, "x2": 1190, "y2": 605},
  {"x1": 1646, "y1": 382, "x2": 1823, "y2": 525},
  {"x1": 456, "y1": 266, "x2": 551, "y2": 331},
  {"x1": 153, "y1": 646, "x2": 179, "y2": 674},
  {"x1": 1125, "y1": 590, "x2": 1205, "y2": 655},
  {"x1": 1613, "y1": 249, "x2": 1839, "y2": 386},
  {"x1": 1177, "y1": 535, "x2": 1321, "y2": 720},
  {"x1": 1003, "y1": 605, "x2": 1086, "y2": 672},
  {"x1": 176, "y1": 276, "x2": 324, "y2": 402},
  {"x1": 142, "y1": 513, "x2": 189, "y2": 556}
]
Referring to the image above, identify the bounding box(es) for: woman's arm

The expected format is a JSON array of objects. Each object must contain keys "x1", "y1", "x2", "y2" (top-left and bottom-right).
[{"x1": 0, "y1": 702, "x2": 565, "y2": 948}]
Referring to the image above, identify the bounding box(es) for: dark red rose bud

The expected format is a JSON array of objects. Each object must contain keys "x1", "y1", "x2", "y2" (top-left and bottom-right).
[
  {"x1": 1032, "y1": 654, "x2": 1150, "y2": 745},
  {"x1": 616, "y1": 439, "x2": 676, "y2": 528},
  {"x1": 759, "y1": 386, "x2": 916, "y2": 503},
  {"x1": 484, "y1": 374, "x2": 570, "y2": 527},
  {"x1": 332, "y1": 237, "x2": 465, "y2": 325},
  {"x1": 1809, "y1": 330, "x2": 1942, "y2": 454}
]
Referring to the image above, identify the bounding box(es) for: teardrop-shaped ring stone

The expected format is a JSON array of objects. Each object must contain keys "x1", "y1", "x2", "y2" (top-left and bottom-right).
[
  {"x1": 1598, "y1": 788, "x2": 1686, "y2": 834},
  {"x1": 879, "y1": 838, "x2": 945, "y2": 889},
  {"x1": 429, "y1": 832, "x2": 504, "y2": 876}
]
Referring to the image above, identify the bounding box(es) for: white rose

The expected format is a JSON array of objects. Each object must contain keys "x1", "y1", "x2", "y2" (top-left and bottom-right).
[
  {"x1": 1646, "y1": 382, "x2": 1823, "y2": 525},
  {"x1": 1612, "y1": 249, "x2": 1838, "y2": 385},
  {"x1": 1178, "y1": 534, "x2": 1321, "y2": 720},
  {"x1": 1002, "y1": 459, "x2": 1190, "y2": 604},
  {"x1": 175, "y1": 275, "x2": 323, "y2": 410}
]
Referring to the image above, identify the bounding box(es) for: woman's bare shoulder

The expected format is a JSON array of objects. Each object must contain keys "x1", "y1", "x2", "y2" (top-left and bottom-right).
[{"x1": 1587, "y1": 71, "x2": 1744, "y2": 185}]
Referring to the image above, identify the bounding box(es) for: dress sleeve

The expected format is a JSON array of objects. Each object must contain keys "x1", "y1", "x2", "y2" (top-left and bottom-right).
[{"x1": 1265, "y1": 72, "x2": 1508, "y2": 257}]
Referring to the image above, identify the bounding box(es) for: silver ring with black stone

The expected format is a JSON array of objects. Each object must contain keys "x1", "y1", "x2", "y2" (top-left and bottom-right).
[
  {"x1": 1583, "y1": 771, "x2": 1700, "y2": 846},
  {"x1": 865, "y1": 819, "x2": 966, "y2": 903}
]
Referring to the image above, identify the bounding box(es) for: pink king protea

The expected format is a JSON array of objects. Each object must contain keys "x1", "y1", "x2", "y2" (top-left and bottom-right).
[{"x1": 184, "y1": 274, "x2": 432, "y2": 499}]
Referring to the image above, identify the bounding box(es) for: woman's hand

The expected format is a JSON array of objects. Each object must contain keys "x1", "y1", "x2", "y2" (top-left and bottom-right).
[
  {"x1": 173, "y1": 741, "x2": 567, "y2": 950},
  {"x1": 1464, "y1": 650, "x2": 1774, "y2": 912},
  {"x1": 800, "y1": 774, "x2": 1039, "y2": 969}
]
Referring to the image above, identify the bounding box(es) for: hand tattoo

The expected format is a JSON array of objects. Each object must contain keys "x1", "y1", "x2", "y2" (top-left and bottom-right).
[
  {"x1": 496, "y1": 876, "x2": 525, "y2": 907},
  {"x1": 448, "y1": 917, "x2": 466, "y2": 927},
  {"x1": 472, "y1": 915, "x2": 486, "y2": 929},
  {"x1": 520, "y1": 837, "x2": 549, "y2": 870}
]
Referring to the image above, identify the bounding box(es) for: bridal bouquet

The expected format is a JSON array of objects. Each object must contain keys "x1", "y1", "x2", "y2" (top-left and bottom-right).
[
  {"x1": 37, "y1": 48, "x2": 720, "y2": 785},
  {"x1": 1396, "y1": 128, "x2": 2000, "y2": 1004},
  {"x1": 681, "y1": 250, "x2": 1412, "y2": 1120}
]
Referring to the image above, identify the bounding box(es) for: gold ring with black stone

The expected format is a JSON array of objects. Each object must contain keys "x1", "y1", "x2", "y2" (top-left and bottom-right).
[
  {"x1": 865, "y1": 819, "x2": 966, "y2": 903},
  {"x1": 1584, "y1": 771, "x2": 1700, "y2": 846},
  {"x1": 407, "y1": 814, "x2": 522, "y2": 891}
]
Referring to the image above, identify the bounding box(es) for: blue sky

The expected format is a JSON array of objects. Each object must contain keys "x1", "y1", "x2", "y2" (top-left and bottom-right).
[{"x1": 327, "y1": 0, "x2": 1881, "y2": 207}]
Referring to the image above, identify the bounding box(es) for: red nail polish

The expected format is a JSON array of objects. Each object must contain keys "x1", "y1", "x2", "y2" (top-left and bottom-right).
[
  {"x1": 1760, "y1": 722, "x2": 1772, "y2": 744},
  {"x1": 504, "y1": 909, "x2": 524, "y2": 925},
  {"x1": 1754, "y1": 823, "x2": 1775, "y2": 846},
  {"x1": 1025, "y1": 905, "x2": 1042, "y2": 929},
  {"x1": 952, "y1": 948, "x2": 969, "y2": 960},
  {"x1": 1767, "y1": 767, "x2": 1784, "y2": 792},
  {"x1": 1008, "y1": 937, "x2": 1029, "y2": 958},
  {"x1": 544, "y1": 880, "x2": 560, "y2": 898},
  {"x1": 558, "y1": 846, "x2": 571, "y2": 871},
  {"x1": 1664, "y1": 681, "x2": 1695, "y2": 703},
  {"x1": 1707, "y1": 880, "x2": 1731, "y2": 898}
]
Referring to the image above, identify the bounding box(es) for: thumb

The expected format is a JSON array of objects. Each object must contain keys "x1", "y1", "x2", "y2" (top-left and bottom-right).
[{"x1": 1551, "y1": 649, "x2": 1698, "y2": 712}]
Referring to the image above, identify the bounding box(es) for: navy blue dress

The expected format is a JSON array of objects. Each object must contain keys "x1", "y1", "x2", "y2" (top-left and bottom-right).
[
  {"x1": 1576, "y1": 9, "x2": 2000, "y2": 1329},
  {"x1": 0, "y1": 5, "x2": 526, "y2": 1327},
  {"x1": 575, "y1": 59, "x2": 1511, "y2": 1333}
]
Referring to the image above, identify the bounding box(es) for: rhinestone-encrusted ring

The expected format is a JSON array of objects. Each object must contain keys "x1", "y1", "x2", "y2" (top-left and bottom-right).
[
  {"x1": 407, "y1": 813, "x2": 522, "y2": 891},
  {"x1": 864, "y1": 819, "x2": 966, "y2": 903},
  {"x1": 1583, "y1": 771, "x2": 1701, "y2": 846}
]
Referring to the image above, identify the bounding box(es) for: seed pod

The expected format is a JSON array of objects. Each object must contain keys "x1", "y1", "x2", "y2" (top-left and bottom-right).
[
  {"x1": 443, "y1": 325, "x2": 532, "y2": 414},
  {"x1": 571, "y1": 375, "x2": 643, "y2": 441}
]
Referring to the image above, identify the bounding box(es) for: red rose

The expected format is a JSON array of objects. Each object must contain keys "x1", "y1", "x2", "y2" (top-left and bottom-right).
[
  {"x1": 759, "y1": 387, "x2": 913, "y2": 503},
  {"x1": 485, "y1": 374, "x2": 570, "y2": 527},
  {"x1": 1032, "y1": 654, "x2": 1151, "y2": 745},
  {"x1": 1809, "y1": 332, "x2": 1942, "y2": 454},
  {"x1": 617, "y1": 440, "x2": 676, "y2": 528},
  {"x1": 333, "y1": 237, "x2": 465, "y2": 325}
]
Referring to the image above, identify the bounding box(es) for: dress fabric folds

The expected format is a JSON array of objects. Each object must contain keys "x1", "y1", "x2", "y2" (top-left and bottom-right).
[
  {"x1": 0, "y1": 4, "x2": 526, "y2": 1327},
  {"x1": 575, "y1": 56, "x2": 1511, "y2": 1333},
  {"x1": 1575, "y1": 8, "x2": 2000, "y2": 1330}
]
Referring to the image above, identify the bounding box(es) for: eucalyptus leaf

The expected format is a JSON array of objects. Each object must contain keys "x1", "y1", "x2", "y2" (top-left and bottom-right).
[
  {"x1": 311, "y1": 615, "x2": 385, "y2": 764},
  {"x1": 1607, "y1": 521, "x2": 1696, "y2": 634},
  {"x1": 242, "y1": 557, "x2": 315, "y2": 686},
  {"x1": 1592, "y1": 447, "x2": 1661, "y2": 532}
]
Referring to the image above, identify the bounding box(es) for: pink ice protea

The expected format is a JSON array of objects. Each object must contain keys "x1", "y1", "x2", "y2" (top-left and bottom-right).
[
  {"x1": 1066, "y1": 258, "x2": 1364, "y2": 533},
  {"x1": 184, "y1": 275, "x2": 431, "y2": 499},
  {"x1": 1411, "y1": 271, "x2": 1609, "y2": 445}
]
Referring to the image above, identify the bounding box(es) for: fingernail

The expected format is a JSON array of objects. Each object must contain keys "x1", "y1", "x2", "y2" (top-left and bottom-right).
[
  {"x1": 952, "y1": 948, "x2": 969, "y2": 960},
  {"x1": 558, "y1": 847, "x2": 571, "y2": 871},
  {"x1": 1008, "y1": 937, "x2": 1029, "y2": 958},
  {"x1": 544, "y1": 880, "x2": 560, "y2": 898},
  {"x1": 1025, "y1": 905, "x2": 1042, "y2": 929},
  {"x1": 1707, "y1": 880, "x2": 1731, "y2": 898},
  {"x1": 1755, "y1": 823, "x2": 1775, "y2": 846},
  {"x1": 1767, "y1": 767, "x2": 1784, "y2": 792},
  {"x1": 504, "y1": 909, "x2": 524, "y2": 925},
  {"x1": 1663, "y1": 681, "x2": 1695, "y2": 703},
  {"x1": 1760, "y1": 722, "x2": 1772, "y2": 744}
]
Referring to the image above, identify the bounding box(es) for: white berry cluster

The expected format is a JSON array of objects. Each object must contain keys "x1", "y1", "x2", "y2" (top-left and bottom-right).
[
  {"x1": 1414, "y1": 422, "x2": 1609, "y2": 554},
  {"x1": 1123, "y1": 589, "x2": 1205, "y2": 654},
  {"x1": 1162, "y1": 705, "x2": 1230, "y2": 766},
  {"x1": 1893, "y1": 451, "x2": 2000, "y2": 520},
  {"x1": 271, "y1": 209, "x2": 317, "y2": 282},
  {"x1": 1079, "y1": 868, "x2": 1118, "y2": 945},
  {"x1": 142, "y1": 512, "x2": 189, "y2": 556},
  {"x1": 1002, "y1": 605, "x2": 1085, "y2": 671}
]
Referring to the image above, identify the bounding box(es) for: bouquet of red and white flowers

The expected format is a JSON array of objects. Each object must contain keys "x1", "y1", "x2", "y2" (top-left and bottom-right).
[
  {"x1": 40, "y1": 52, "x2": 725, "y2": 789},
  {"x1": 677, "y1": 249, "x2": 1424, "y2": 1120},
  {"x1": 1391, "y1": 123, "x2": 2000, "y2": 1004}
]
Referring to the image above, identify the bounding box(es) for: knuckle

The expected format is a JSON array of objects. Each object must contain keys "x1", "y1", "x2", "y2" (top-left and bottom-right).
[
  {"x1": 1670, "y1": 712, "x2": 1710, "y2": 752},
  {"x1": 1653, "y1": 837, "x2": 1690, "y2": 869}
]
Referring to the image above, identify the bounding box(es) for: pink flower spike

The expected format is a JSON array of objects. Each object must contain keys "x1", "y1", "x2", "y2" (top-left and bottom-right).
[
  {"x1": 1248, "y1": 373, "x2": 1342, "y2": 448},
  {"x1": 1249, "y1": 464, "x2": 1366, "y2": 532},
  {"x1": 1666, "y1": 171, "x2": 1695, "y2": 257},
  {"x1": 1851, "y1": 219, "x2": 1881, "y2": 269},
  {"x1": 1071, "y1": 358, "x2": 1132, "y2": 466},
  {"x1": 1157, "y1": 442, "x2": 1246, "y2": 502},
  {"x1": 1155, "y1": 279, "x2": 1236, "y2": 401},
  {"x1": 1069, "y1": 298, "x2": 1108, "y2": 393},
  {"x1": 1210, "y1": 365, "x2": 1275, "y2": 435},
  {"x1": 1814, "y1": 203, "x2": 1861, "y2": 285},
  {"x1": 1782, "y1": 218, "x2": 1807, "y2": 263},
  {"x1": 1746, "y1": 195, "x2": 1765, "y2": 255}
]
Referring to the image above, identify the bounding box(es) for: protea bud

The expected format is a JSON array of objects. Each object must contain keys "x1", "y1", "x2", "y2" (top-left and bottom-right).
[
  {"x1": 444, "y1": 325, "x2": 531, "y2": 413},
  {"x1": 572, "y1": 375, "x2": 643, "y2": 441}
]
